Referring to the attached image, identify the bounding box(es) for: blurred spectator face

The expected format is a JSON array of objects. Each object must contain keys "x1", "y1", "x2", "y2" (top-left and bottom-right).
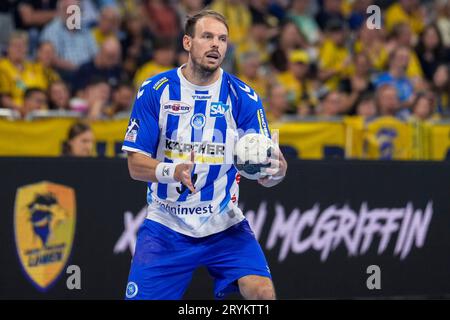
[
  {"x1": 241, "y1": 54, "x2": 260, "y2": 79},
  {"x1": 391, "y1": 47, "x2": 410, "y2": 72},
  {"x1": 125, "y1": 12, "x2": 144, "y2": 36},
  {"x1": 250, "y1": 23, "x2": 269, "y2": 43},
  {"x1": 422, "y1": 26, "x2": 440, "y2": 50},
  {"x1": 153, "y1": 47, "x2": 176, "y2": 67},
  {"x1": 320, "y1": 92, "x2": 342, "y2": 116},
  {"x1": 86, "y1": 82, "x2": 111, "y2": 105},
  {"x1": 113, "y1": 85, "x2": 134, "y2": 111},
  {"x1": 377, "y1": 85, "x2": 400, "y2": 115},
  {"x1": 330, "y1": 29, "x2": 345, "y2": 46},
  {"x1": 413, "y1": 95, "x2": 433, "y2": 120},
  {"x1": 354, "y1": 53, "x2": 370, "y2": 75},
  {"x1": 324, "y1": 0, "x2": 342, "y2": 13},
  {"x1": 182, "y1": 0, "x2": 203, "y2": 11},
  {"x1": 395, "y1": 23, "x2": 413, "y2": 47},
  {"x1": 280, "y1": 22, "x2": 306, "y2": 49},
  {"x1": 268, "y1": 85, "x2": 289, "y2": 115},
  {"x1": 433, "y1": 65, "x2": 449, "y2": 88},
  {"x1": 357, "y1": 99, "x2": 377, "y2": 118},
  {"x1": 49, "y1": 81, "x2": 70, "y2": 110},
  {"x1": 8, "y1": 36, "x2": 28, "y2": 63},
  {"x1": 69, "y1": 130, "x2": 95, "y2": 157},
  {"x1": 184, "y1": 17, "x2": 228, "y2": 72},
  {"x1": 99, "y1": 38, "x2": 121, "y2": 68},
  {"x1": 24, "y1": 90, "x2": 47, "y2": 114},
  {"x1": 98, "y1": 6, "x2": 121, "y2": 35},
  {"x1": 37, "y1": 42, "x2": 55, "y2": 67}
]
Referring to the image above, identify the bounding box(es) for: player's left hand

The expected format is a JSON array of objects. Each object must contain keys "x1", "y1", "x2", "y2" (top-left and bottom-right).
[{"x1": 258, "y1": 131, "x2": 287, "y2": 188}]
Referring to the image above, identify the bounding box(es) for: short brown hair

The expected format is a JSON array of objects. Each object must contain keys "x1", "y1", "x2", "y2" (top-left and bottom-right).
[{"x1": 184, "y1": 9, "x2": 229, "y2": 37}]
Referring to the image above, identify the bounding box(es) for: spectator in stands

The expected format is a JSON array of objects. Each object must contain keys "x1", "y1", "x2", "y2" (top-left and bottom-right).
[
  {"x1": 142, "y1": 0, "x2": 180, "y2": 42},
  {"x1": 82, "y1": 77, "x2": 111, "y2": 120},
  {"x1": 62, "y1": 122, "x2": 95, "y2": 157},
  {"x1": 40, "y1": 0, "x2": 98, "y2": 77},
  {"x1": 104, "y1": 82, "x2": 134, "y2": 117},
  {"x1": 416, "y1": 24, "x2": 450, "y2": 81},
  {"x1": 276, "y1": 49, "x2": 317, "y2": 115},
  {"x1": 0, "y1": 32, "x2": 48, "y2": 110},
  {"x1": 133, "y1": 38, "x2": 175, "y2": 89},
  {"x1": 34, "y1": 41, "x2": 61, "y2": 88},
  {"x1": 270, "y1": 21, "x2": 308, "y2": 72},
  {"x1": 436, "y1": 0, "x2": 450, "y2": 47},
  {"x1": 21, "y1": 87, "x2": 48, "y2": 118},
  {"x1": 385, "y1": 0, "x2": 426, "y2": 35},
  {"x1": 91, "y1": 5, "x2": 121, "y2": 46},
  {"x1": 237, "y1": 51, "x2": 268, "y2": 101},
  {"x1": 354, "y1": 25, "x2": 388, "y2": 72},
  {"x1": 211, "y1": 0, "x2": 252, "y2": 46},
  {"x1": 316, "y1": 90, "x2": 343, "y2": 117},
  {"x1": 48, "y1": 80, "x2": 71, "y2": 110},
  {"x1": 355, "y1": 93, "x2": 378, "y2": 120},
  {"x1": 376, "y1": 83, "x2": 409, "y2": 120},
  {"x1": 120, "y1": 11, "x2": 154, "y2": 81},
  {"x1": 235, "y1": 20, "x2": 272, "y2": 71},
  {"x1": 373, "y1": 46, "x2": 415, "y2": 106},
  {"x1": 432, "y1": 64, "x2": 450, "y2": 117},
  {"x1": 266, "y1": 83, "x2": 289, "y2": 123},
  {"x1": 339, "y1": 52, "x2": 375, "y2": 115},
  {"x1": 16, "y1": 0, "x2": 58, "y2": 55},
  {"x1": 287, "y1": 0, "x2": 321, "y2": 44},
  {"x1": 73, "y1": 37, "x2": 123, "y2": 93},
  {"x1": 388, "y1": 23, "x2": 424, "y2": 80},
  {"x1": 315, "y1": 0, "x2": 345, "y2": 31},
  {"x1": 318, "y1": 18, "x2": 352, "y2": 91},
  {"x1": 410, "y1": 92, "x2": 436, "y2": 121}
]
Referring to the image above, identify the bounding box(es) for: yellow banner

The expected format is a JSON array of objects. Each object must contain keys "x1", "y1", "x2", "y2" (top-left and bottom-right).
[
  {"x1": 0, "y1": 118, "x2": 128, "y2": 157},
  {"x1": 428, "y1": 121, "x2": 450, "y2": 161},
  {"x1": 272, "y1": 120, "x2": 346, "y2": 159},
  {"x1": 0, "y1": 117, "x2": 449, "y2": 160}
]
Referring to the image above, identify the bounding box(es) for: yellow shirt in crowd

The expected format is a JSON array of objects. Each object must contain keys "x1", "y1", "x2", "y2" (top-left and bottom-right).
[
  {"x1": 211, "y1": 0, "x2": 251, "y2": 45},
  {"x1": 0, "y1": 58, "x2": 58, "y2": 107},
  {"x1": 318, "y1": 38, "x2": 352, "y2": 90},
  {"x1": 276, "y1": 71, "x2": 317, "y2": 110},
  {"x1": 385, "y1": 3, "x2": 425, "y2": 34},
  {"x1": 133, "y1": 61, "x2": 172, "y2": 89}
]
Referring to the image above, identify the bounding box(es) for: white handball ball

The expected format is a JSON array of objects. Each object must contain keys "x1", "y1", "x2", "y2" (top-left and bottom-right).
[{"x1": 234, "y1": 133, "x2": 275, "y2": 180}]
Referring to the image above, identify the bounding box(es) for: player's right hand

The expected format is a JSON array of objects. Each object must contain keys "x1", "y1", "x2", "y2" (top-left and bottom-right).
[{"x1": 174, "y1": 150, "x2": 196, "y2": 193}]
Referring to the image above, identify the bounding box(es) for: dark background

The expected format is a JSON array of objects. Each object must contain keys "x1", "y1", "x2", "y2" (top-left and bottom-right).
[{"x1": 0, "y1": 158, "x2": 449, "y2": 299}]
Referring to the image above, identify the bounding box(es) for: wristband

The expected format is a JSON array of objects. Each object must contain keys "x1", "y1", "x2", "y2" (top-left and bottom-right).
[{"x1": 155, "y1": 162, "x2": 177, "y2": 184}]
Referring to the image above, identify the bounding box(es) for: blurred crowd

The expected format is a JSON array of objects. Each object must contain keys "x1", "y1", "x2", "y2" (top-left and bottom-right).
[{"x1": 0, "y1": 0, "x2": 449, "y2": 125}]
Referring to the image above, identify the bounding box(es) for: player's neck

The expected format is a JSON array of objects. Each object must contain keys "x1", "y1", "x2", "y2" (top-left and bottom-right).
[{"x1": 181, "y1": 62, "x2": 221, "y2": 87}]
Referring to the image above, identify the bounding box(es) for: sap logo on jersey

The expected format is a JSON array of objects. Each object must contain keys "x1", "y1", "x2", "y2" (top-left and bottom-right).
[
  {"x1": 210, "y1": 102, "x2": 229, "y2": 117},
  {"x1": 163, "y1": 101, "x2": 192, "y2": 115}
]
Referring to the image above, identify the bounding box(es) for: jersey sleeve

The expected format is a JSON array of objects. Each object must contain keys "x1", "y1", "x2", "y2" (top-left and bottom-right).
[
  {"x1": 233, "y1": 81, "x2": 271, "y2": 139},
  {"x1": 122, "y1": 79, "x2": 160, "y2": 158}
]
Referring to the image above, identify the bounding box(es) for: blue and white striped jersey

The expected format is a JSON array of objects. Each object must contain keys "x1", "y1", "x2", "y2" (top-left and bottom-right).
[{"x1": 122, "y1": 65, "x2": 271, "y2": 237}]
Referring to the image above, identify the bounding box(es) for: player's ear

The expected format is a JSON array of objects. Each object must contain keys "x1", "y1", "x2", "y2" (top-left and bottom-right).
[{"x1": 182, "y1": 35, "x2": 192, "y2": 51}]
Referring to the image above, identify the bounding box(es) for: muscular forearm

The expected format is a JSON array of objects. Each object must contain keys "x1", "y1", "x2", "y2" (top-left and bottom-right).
[{"x1": 127, "y1": 151, "x2": 160, "y2": 182}]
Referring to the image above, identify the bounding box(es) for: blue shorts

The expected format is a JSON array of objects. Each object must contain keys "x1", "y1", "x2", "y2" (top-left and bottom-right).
[{"x1": 125, "y1": 219, "x2": 271, "y2": 300}]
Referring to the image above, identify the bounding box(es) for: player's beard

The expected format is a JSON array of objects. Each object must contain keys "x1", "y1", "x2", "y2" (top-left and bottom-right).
[{"x1": 192, "y1": 52, "x2": 223, "y2": 76}]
